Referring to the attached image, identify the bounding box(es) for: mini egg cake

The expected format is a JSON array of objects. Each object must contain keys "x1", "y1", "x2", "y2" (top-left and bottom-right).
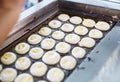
[
  {"x1": 47, "y1": 67, "x2": 65, "y2": 82},
  {"x1": 29, "y1": 47, "x2": 44, "y2": 60},
  {"x1": 95, "y1": 21, "x2": 110, "y2": 31},
  {"x1": 30, "y1": 62, "x2": 47, "y2": 77},
  {"x1": 14, "y1": 73, "x2": 33, "y2": 82},
  {"x1": 58, "y1": 13, "x2": 70, "y2": 22},
  {"x1": 82, "y1": 19, "x2": 96, "y2": 28},
  {"x1": 89, "y1": 29, "x2": 103, "y2": 39},
  {"x1": 15, "y1": 57, "x2": 31, "y2": 71},
  {"x1": 72, "y1": 47, "x2": 86, "y2": 58},
  {"x1": 41, "y1": 38, "x2": 56, "y2": 50},
  {"x1": 52, "y1": 30, "x2": 65, "y2": 40},
  {"x1": 0, "y1": 68, "x2": 17, "y2": 82},
  {"x1": 38, "y1": 27, "x2": 52, "y2": 36},
  {"x1": 61, "y1": 23, "x2": 74, "y2": 32},
  {"x1": 74, "y1": 25, "x2": 88, "y2": 36},
  {"x1": 42, "y1": 51, "x2": 61, "y2": 65},
  {"x1": 1, "y1": 52, "x2": 16, "y2": 65},
  {"x1": 15, "y1": 42, "x2": 30, "y2": 55},
  {"x1": 28, "y1": 34, "x2": 42, "y2": 45},
  {"x1": 65, "y1": 33, "x2": 80, "y2": 44},
  {"x1": 69, "y1": 16, "x2": 82, "y2": 25},
  {"x1": 60, "y1": 56, "x2": 77, "y2": 70},
  {"x1": 37, "y1": 80, "x2": 47, "y2": 82},
  {"x1": 79, "y1": 37, "x2": 96, "y2": 48},
  {"x1": 55, "y1": 42, "x2": 71, "y2": 54},
  {"x1": 0, "y1": 64, "x2": 3, "y2": 72},
  {"x1": 48, "y1": 20, "x2": 62, "y2": 28}
]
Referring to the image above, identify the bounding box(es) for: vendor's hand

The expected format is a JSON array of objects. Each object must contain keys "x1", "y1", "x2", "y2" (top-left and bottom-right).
[
  {"x1": 0, "y1": 0, "x2": 26, "y2": 11},
  {"x1": 0, "y1": 0, "x2": 26, "y2": 46}
]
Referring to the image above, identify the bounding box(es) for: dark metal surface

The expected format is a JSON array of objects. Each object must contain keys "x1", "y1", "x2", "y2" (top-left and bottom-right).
[
  {"x1": 59, "y1": 0, "x2": 120, "y2": 19},
  {"x1": 60, "y1": 0, "x2": 120, "y2": 10}
]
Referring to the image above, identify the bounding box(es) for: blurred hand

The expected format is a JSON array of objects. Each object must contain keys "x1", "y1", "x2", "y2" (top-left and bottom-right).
[
  {"x1": 0, "y1": 0, "x2": 26, "y2": 46},
  {"x1": 0, "y1": 0, "x2": 26, "y2": 10}
]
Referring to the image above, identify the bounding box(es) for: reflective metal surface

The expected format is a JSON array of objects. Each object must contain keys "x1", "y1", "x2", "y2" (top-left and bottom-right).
[
  {"x1": 59, "y1": 0, "x2": 120, "y2": 18},
  {"x1": 64, "y1": 0, "x2": 120, "y2": 10}
]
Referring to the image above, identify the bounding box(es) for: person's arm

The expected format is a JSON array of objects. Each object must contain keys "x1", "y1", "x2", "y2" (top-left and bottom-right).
[{"x1": 0, "y1": 0, "x2": 26, "y2": 46}]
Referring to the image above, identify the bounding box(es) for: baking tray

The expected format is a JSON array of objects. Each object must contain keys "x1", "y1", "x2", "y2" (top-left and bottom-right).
[{"x1": 0, "y1": 0, "x2": 120, "y2": 82}]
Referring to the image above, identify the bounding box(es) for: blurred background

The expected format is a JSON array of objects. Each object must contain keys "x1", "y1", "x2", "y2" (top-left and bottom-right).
[{"x1": 24, "y1": 0, "x2": 43, "y2": 10}]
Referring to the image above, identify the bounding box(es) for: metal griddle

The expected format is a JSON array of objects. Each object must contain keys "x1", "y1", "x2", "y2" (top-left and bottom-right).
[{"x1": 0, "y1": 0, "x2": 120, "y2": 82}]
